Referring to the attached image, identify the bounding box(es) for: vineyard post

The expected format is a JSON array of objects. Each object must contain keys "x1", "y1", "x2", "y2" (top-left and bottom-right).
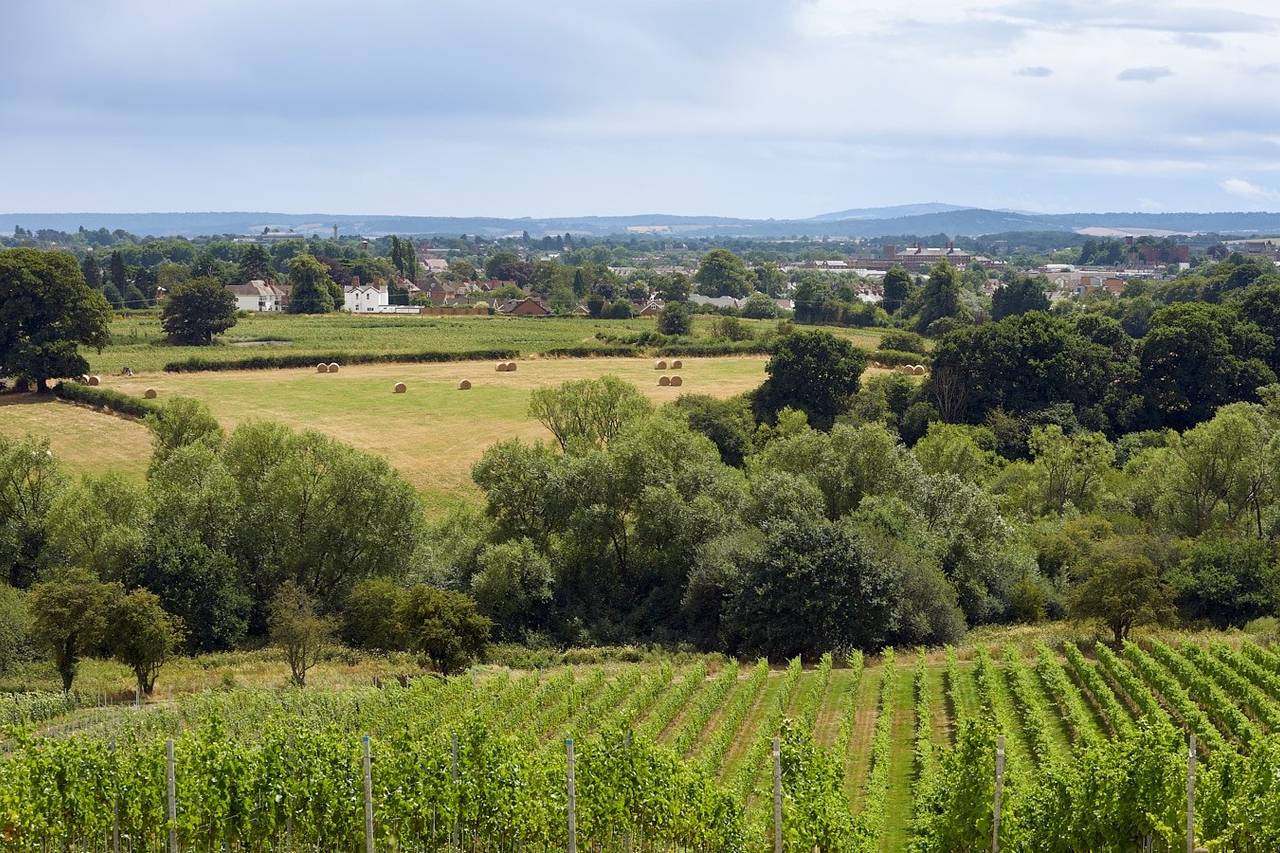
[
  {"x1": 284, "y1": 734, "x2": 294, "y2": 851},
  {"x1": 362, "y1": 735, "x2": 374, "y2": 853},
  {"x1": 166, "y1": 737, "x2": 177, "y2": 853},
  {"x1": 772, "y1": 736, "x2": 782, "y2": 853},
  {"x1": 566, "y1": 738, "x2": 578, "y2": 853},
  {"x1": 991, "y1": 735, "x2": 1005, "y2": 853},
  {"x1": 110, "y1": 736, "x2": 119, "y2": 853},
  {"x1": 450, "y1": 734, "x2": 460, "y2": 849},
  {"x1": 1186, "y1": 733, "x2": 1196, "y2": 853},
  {"x1": 623, "y1": 732, "x2": 633, "y2": 853}
]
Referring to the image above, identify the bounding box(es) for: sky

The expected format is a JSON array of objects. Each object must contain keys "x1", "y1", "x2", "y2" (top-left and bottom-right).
[{"x1": 2, "y1": 0, "x2": 1280, "y2": 218}]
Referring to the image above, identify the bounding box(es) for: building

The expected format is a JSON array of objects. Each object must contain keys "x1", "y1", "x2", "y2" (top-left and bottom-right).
[
  {"x1": 226, "y1": 279, "x2": 289, "y2": 312},
  {"x1": 344, "y1": 278, "x2": 389, "y2": 313},
  {"x1": 495, "y1": 296, "x2": 552, "y2": 316}
]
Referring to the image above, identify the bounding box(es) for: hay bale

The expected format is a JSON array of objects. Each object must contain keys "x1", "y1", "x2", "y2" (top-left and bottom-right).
[
  {"x1": 658, "y1": 375, "x2": 671, "y2": 387},
  {"x1": 496, "y1": 362, "x2": 508, "y2": 372},
  {"x1": 871, "y1": 361, "x2": 882, "y2": 369},
  {"x1": 669, "y1": 375, "x2": 683, "y2": 387},
  {"x1": 393, "y1": 382, "x2": 407, "y2": 394},
  {"x1": 670, "y1": 359, "x2": 683, "y2": 370},
  {"x1": 913, "y1": 365, "x2": 926, "y2": 376},
  {"x1": 506, "y1": 361, "x2": 517, "y2": 372},
  {"x1": 88, "y1": 375, "x2": 100, "y2": 386},
  {"x1": 654, "y1": 359, "x2": 668, "y2": 370},
  {"x1": 143, "y1": 388, "x2": 157, "y2": 399},
  {"x1": 328, "y1": 362, "x2": 340, "y2": 373},
  {"x1": 79, "y1": 374, "x2": 90, "y2": 384},
  {"x1": 458, "y1": 379, "x2": 472, "y2": 390},
  {"x1": 317, "y1": 363, "x2": 328, "y2": 373}
]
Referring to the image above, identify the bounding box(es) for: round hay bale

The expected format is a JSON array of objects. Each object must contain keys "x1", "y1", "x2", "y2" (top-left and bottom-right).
[
  {"x1": 913, "y1": 365, "x2": 926, "y2": 375},
  {"x1": 871, "y1": 361, "x2": 882, "y2": 369},
  {"x1": 506, "y1": 361, "x2": 517, "y2": 372},
  {"x1": 458, "y1": 379, "x2": 472, "y2": 390},
  {"x1": 143, "y1": 388, "x2": 157, "y2": 399},
  {"x1": 317, "y1": 363, "x2": 328, "y2": 373},
  {"x1": 654, "y1": 359, "x2": 668, "y2": 370},
  {"x1": 88, "y1": 375, "x2": 100, "y2": 386},
  {"x1": 658, "y1": 375, "x2": 671, "y2": 387},
  {"x1": 669, "y1": 375, "x2": 683, "y2": 387},
  {"x1": 495, "y1": 362, "x2": 508, "y2": 372},
  {"x1": 327, "y1": 362, "x2": 340, "y2": 373},
  {"x1": 79, "y1": 374, "x2": 90, "y2": 384},
  {"x1": 393, "y1": 382, "x2": 407, "y2": 394},
  {"x1": 670, "y1": 359, "x2": 683, "y2": 370}
]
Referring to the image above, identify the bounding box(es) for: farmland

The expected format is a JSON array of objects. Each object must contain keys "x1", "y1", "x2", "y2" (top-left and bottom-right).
[
  {"x1": 7, "y1": 630, "x2": 1280, "y2": 849},
  {"x1": 91, "y1": 312, "x2": 891, "y2": 374}
]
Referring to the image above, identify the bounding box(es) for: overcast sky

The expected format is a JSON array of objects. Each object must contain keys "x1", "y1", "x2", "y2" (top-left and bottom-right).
[{"x1": 3, "y1": 0, "x2": 1279, "y2": 217}]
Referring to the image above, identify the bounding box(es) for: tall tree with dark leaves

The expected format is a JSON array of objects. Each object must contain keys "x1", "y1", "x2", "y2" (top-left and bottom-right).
[
  {"x1": 80, "y1": 253, "x2": 102, "y2": 290},
  {"x1": 237, "y1": 244, "x2": 271, "y2": 282},
  {"x1": 108, "y1": 250, "x2": 127, "y2": 293}
]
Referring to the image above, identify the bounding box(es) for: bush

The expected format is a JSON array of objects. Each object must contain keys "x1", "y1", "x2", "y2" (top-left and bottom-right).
[
  {"x1": 655, "y1": 340, "x2": 772, "y2": 357},
  {"x1": 657, "y1": 302, "x2": 693, "y2": 336},
  {"x1": 870, "y1": 349, "x2": 931, "y2": 367},
  {"x1": 342, "y1": 578, "x2": 405, "y2": 651},
  {"x1": 741, "y1": 292, "x2": 780, "y2": 319},
  {"x1": 878, "y1": 330, "x2": 926, "y2": 354},
  {"x1": 164, "y1": 348, "x2": 518, "y2": 372},
  {"x1": 54, "y1": 381, "x2": 159, "y2": 418},
  {"x1": 541, "y1": 345, "x2": 638, "y2": 358},
  {"x1": 0, "y1": 584, "x2": 30, "y2": 674}
]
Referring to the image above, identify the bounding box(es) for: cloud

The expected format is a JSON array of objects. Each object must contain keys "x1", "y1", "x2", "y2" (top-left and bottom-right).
[
  {"x1": 1174, "y1": 32, "x2": 1222, "y2": 49},
  {"x1": 1220, "y1": 177, "x2": 1278, "y2": 199},
  {"x1": 1117, "y1": 66, "x2": 1174, "y2": 82},
  {"x1": 1015, "y1": 66, "x2": 1054, "y2": 77}
]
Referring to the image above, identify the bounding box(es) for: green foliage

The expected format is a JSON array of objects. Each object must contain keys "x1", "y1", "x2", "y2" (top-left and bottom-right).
[
  {"x1": 917, "y1": 260, "x2": 964, "y2": 332},
  {"x1": 754, "y1": 330, "x2": 867, "y2": 429},
  {"x1": 991, "y1": 276, "x2": 1050, "y2": 320},
  {"x1": 527, "y1": 375, "x2": 653, "y2": 452},
  {"x1": 656, "y1": 300, "x2": 693, "y2": 335},
  {"x1": 0, "y1": 248, "x2": 111, "y2": 391},
  {"x1": 161, "y1": 276, "x2": 237, "y2": 345},
  {"x1": 396, "y1": 585, "x2": 491, "y2": 674},
  {"x1": 27, "y1": 567, "x2": 116, "y2": 691},
  {"x1": 341, "y1": 577, "x2": 405, "y2": 651},
  {"x1": 1070, "y1": 542, "x2": 1173, "y2": 643},
  {"x1": 741, "y1": 292, "x2": 780, "y2": 319},
  {"x1": 53, "y1": 379, "x2": 158, "y2": 417},
  {"x1": 693, "y1": 249, "x2": 753, "y2": 298},
  {"x1": 287, "y1": 253, "x2": 339, "y2": 314},
  {"x1": 0, "y1": 583, "x2": 30, "y2": 673},
  {"x1": 144, "y1": 396, "x2": 224, "y2": 469},
  {"x1": 268, "y1": 580, "x2": 335, "y2": 687},
  {"x1": 163, "y1": 347, "x2": 518, "y2": 372},
  {"x1": 878, "y1": 329, "x2": 926, "y2": 353},
  {"x1": 0, "y1": 433, "x2": 66, "y2": 588},
  {"x1": 106, "y1": 587, "x2": 184, "y2": 695}
]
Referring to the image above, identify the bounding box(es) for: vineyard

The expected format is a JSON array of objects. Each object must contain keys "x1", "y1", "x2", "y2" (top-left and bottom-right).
[{"x1": 5, "y1": 637, "x2": 1280, "y2": 850}]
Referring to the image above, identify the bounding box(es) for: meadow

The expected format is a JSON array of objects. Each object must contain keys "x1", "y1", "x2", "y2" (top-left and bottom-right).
[
  {"x1": 92, "y1": 312, "x2": 890, "y2": 374},
  {"x1": 6, "y1": 626, "x2": 1280, "y2": 850}
]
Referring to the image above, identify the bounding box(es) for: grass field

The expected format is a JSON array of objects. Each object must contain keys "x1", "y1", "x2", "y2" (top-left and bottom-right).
[
  {"x1": 2, "y1": 356, "x2": 826, "y2": 512},
  {"x1": 10, "y1": 626, "x2": 1280, "y2": 848},
  {"x1": 93, "y1": 311, "x2": 890, "y2": 373}
]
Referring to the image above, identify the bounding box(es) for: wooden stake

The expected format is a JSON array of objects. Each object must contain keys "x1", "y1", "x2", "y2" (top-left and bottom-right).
[
  {"x1": 363, "y1": 735, "x2": 374, "y2": 853},
  {"x1": 992, "y1": 735, "x2": 1005, "y2": 853},
  {"x1": 566, "y1": 738, "x2": 577, "y2": 853},
  {"x1": 450, "y1": 734, "x2": 460, "y2": 849},
  {"x1": 772, "y1": 736, "x2": 783, "y2": 853},
  {"x1": 1186, "y1": 733, "x2": 1196, "y2": 853},
  {"x1": 166, "y1": 737, "x2": 177, "y2": 853}
]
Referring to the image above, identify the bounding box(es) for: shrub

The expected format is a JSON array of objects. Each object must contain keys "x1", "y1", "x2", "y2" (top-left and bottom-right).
[
  {"x1": 871, "y1": 349, "x2": 931, "y2": 367},
  {"x1": 878, "y1": 330, "x2": 927, "y2": 354},
  {"x1": 54, "y1": 381, "x2": 159, "y2": 418},
  {"x1": 164, "y1": 348, "x2": 518, "y2": 372}
]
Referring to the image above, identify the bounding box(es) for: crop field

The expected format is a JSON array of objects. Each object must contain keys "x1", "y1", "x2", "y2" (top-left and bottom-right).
[
  {"x1": 8, "y1": 634, "x2": 1280, "y2": 850},
  {"x1": 93, "y1": 312, "x2": 891, "y2": 373}
]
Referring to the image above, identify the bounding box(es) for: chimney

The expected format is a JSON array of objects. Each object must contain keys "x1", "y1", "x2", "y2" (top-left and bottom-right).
[{"x1": 352, "y1": 275, "x2": 361, "y2": 288}]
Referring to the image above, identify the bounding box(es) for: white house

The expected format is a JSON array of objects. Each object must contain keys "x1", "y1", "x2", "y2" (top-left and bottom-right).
[
  {"x1": 344, "y1": 280, "x2": 390, "y2": 313},
  {"x1": 226, "y1": 280, "x2": 288, "y2": 312}
]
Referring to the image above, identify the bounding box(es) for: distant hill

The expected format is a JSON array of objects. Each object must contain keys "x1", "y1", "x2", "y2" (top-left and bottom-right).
[
  {"x1": 3, "y1": 208, "x2": 1280, "y2": 240},
  {"x1": 808, "y1": 203, "x2": 974, "y2": 221}
]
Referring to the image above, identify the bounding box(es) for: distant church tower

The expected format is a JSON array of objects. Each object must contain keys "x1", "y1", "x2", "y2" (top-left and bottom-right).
[{"x1": 332, "y1": 224, "x2": 339, "y2": 240}]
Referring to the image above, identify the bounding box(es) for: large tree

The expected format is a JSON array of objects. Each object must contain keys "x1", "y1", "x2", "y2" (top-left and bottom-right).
[
  {"x1": 693, "y1": 249, "x2": 753, "y2": 298},
  {"x1": 105, "y1": 588, "x2": 184, "y2": 697},
  {"x1": 286, "y1": 253, "x2": 340, "y2": 313},
  {"x1": 0, "y1": 248, "x2": 111, "y2": 392},
  {"x1": 917, "y1": 259, "x2": 963, "y2": 332},
  {"x1": 395, "y1": 586, "x2": 491, "y2": 675},
  {"x1": 753, "y1": 330, "x2": 867, "y2": 429},
  {"x1": 28, "y1": 568, "x2": 117, "y2": 691},
  {"x1": 236, "y1": 244, "x2": 271, "y2": 282},
  {"x1": 881, "y1": 266, "x2": 913, "y2": 314},
  {"x1": 161, "y1": 276, "x2": 237, "y2": 344},
  {"x1": 991, "y1": 276, "x2": 1050, "y2": 320}
]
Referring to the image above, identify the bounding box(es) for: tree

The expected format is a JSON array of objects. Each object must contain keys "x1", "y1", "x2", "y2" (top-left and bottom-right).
[
  {"x1": 237, "y1": 244, "x2": 271, "y2": 282},
  {"x1": 0, "y1": 434, "x2": 66, "y2": 588},
  {"x1": 527, "y1": 376, "x2": 653, "y2": 452},
  {"x1": 108, "y1": 250, "x2": 127, "y2": 293},
  {"x1": 106, "y1": 588, "x2": 183, "y2": 697},
  {"x1": 470, "y1": 539, "x2": 553, "y2": 637},
  {"x1": 991, "y1": 275, "x2": 1050, "y2": 320},
  {"x1": 268, "y1": 580, "x2": 334, "y2": 687},
  {"x1": 657, "y1": 301, "x2": 693, "y2": 336},
  {"x1": 0, "y1": 584, "x2": 28, "y2": 674},
  {"x1": 286, "y1": 253, "x2": 338, "y2": 313},
  {"x1": 341, "y1": 578, "x2": 405, "y2": 651},
  {"x1": 1069, "y1": 542, "x2": 1172, "y2": 643},
  {"x1": 484, "y1": 251, "x2": 532, "y2": 287},
  {"x1": 742, "y1": 292, "x2": 780, "y2": 319},
  {"x1": 80, "y1": 253, "x2": 102, "y2": 290},
  {"x1": 694, "y1": 249, "x2": 752, "y2": 298},
  {"x1": 917, "y1": 260, "x2": 963, "y2": 332},
  {"x1": 754, "y1": 330, "x2": 867, "y2": 429},
  {"x1": 1028, "y1": 425, "x2": 1114, "y2": 515},
  {"x1": 45, "y1": 472, "x2": 148, "y2": 582},
  {"x1": 161, "y1": 276, "x2": 237, "y2": 344},
  {"x1": 0, "y1": 248, "x2": 111, "y2": 392},
  {"x1": 144, "y1": 397, "x2": 224, "y2": 469},
  {"x1": 881, "y1": 266, "x2": 913, "y2": 314},
  {"x1": 657, "y1": 272, "x2": 692, "y2": 303},
  {"x1": 28, "y1": 568, "x2": 116, "y2": 691},
  {"x1": 754, "y1": 263, "x2": 788, "y2": 298},
  {"x1": 1171, "y1": 536, "x2": 1278, "y2": 629},
  {"x1": 395, "y1": 586, "x2": 491, "y2": 675}
]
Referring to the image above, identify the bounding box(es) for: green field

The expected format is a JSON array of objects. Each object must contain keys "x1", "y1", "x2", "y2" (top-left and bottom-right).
[
  {"x1": 7, "y1": 628, "x2": 1280, "y2": 849},
  {"x1": 92, "y1": 311, "x2": 890, "y2": 373}
]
